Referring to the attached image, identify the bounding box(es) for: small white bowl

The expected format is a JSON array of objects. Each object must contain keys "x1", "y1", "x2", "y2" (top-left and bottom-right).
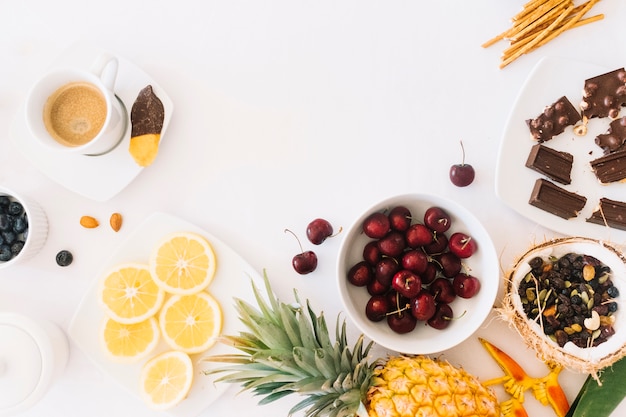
[
  {"x1": 0, "y1": 312, "x2": 69, "y2": 416},
  {"x1": 0, "y1": 187, "x2": 48, "y2": 269},
  {"x1": 336, "y1": 193, "x2": 499, "y2": 354}
]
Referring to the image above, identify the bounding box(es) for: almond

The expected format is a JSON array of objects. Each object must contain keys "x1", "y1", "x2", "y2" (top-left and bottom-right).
[
  {"x1": 80, "y1": 215, "x2": 99, "y2": 228},
  {"x1": 110, "y1": 212, "x2": 122, "y2": 232}
]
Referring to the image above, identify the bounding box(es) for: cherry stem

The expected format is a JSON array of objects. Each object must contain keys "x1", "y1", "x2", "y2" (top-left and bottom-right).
[
  {"x1": 284, "y1": 228, "x2": 304, "y2": 253},
  {"x1": 459, "y1": 140, "x2": 466, "y2": 166},
  {"x1": 386, "y1": 304, "x2": 411, "y2": 316},
  {"x1": 329, "y1": 226, "x2": 344, "y2": 239}
]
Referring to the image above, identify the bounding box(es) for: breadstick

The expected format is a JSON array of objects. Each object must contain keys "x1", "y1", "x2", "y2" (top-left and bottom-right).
[
  {"x1": 500, "y1": 4, "x2": 574, "y2": 69},
  {"x1": 531, "y1": 0, "x2": 601, "y2": 50},
  {"x1": 509, "y1": 0, "x2": 571, "y2": 42}
]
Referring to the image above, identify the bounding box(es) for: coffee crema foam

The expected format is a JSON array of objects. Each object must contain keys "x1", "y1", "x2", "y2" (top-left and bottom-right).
[{"x1": 43, "y1": 82, "x2": 107, "y2": 147}]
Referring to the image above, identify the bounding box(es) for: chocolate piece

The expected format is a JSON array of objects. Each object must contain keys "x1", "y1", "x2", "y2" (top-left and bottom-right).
[
  {"x1": 529, "y1": 178, "x2": 586, "y2": 219},
  {"x1": 525, "y1": 143, "x2": 573, "y2": 184},
  {"x1": 590, "y1": 149, "x2": 626, "y2": 184},
  {"x1": 596, "y1": 116, "x2": 626, "y2": 154},
  {"x1": 526, "y1": 96, "x2": 581, "y2": 142},
  {"x1": 580, "y1": 68, "x2": 626, "y2": 119},
  {"x1": 131, "y1": 85, "x2": 164, "y2": 137},
  {"x1": 587, "y1": 198, "x2": 626, "y2": 230}
]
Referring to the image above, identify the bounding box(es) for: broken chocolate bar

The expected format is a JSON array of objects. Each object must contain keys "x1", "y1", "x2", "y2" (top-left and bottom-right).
[
  {"x1": 590, "y1": 149, "x2": 626, "y2": 184},
  {"x1": 580, "y1": 68, "x2": 626, "y2": 120},
  {"x1": 587, "y1": 198, "x2": 626, "y2": 230},
  {"x1": 525, "y1": 143, "x2": 573, "y2": 184},
  {"x1": 529, "y1": 178, "x2": 586, "y2": 219},
  {"x1": 596, "y1": 116, "x2": 626, "y2": 154},
  {"x1": 526, "y1": 96, "x2": 581, "y2": 142}
]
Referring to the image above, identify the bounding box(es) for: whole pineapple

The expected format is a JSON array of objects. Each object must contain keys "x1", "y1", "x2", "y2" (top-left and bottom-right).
[{"x1": 207, "y1": 273, "x2": 500, "y2": 417}]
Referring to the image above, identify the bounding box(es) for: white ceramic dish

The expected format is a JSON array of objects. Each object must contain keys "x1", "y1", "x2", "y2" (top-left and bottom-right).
[
  {"x1": 0, "y1": 313, "x2": 68, "y2": 416},
  {"x1": 336, "y1": 193, "x2": 499, "y2": 354},
  {"x1": 68, "y1": 212, "x2": 259, "y2": 417},
  {"x1": 11, "y1": 42, "x2": 173, "y2": 202},
  {"x1": 496, "y1": 56, "x2": 626, "y2": 243},
  {"x1": 0, "y1": 186, "x2": 48, "y2": 269}
]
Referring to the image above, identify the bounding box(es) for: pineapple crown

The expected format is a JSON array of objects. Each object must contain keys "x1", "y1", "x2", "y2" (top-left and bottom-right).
[{"x1": 206, "y1": 271, "x2": 375, "y2": 417}]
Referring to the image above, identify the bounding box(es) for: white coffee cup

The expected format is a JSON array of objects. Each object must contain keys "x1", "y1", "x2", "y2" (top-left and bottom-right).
[{"x1": 25, "y1": 54, "x2": 127, "y2": 156}]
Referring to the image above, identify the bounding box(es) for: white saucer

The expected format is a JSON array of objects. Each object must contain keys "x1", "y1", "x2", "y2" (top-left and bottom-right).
[{"x1": 11, "y1": 42, "x2": 173, "y2": 201}]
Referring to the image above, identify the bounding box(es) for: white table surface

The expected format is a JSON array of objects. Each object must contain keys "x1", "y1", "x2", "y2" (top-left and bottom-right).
[{"x1": 2, "y1": 1, "x2": 626, "y2": 416}]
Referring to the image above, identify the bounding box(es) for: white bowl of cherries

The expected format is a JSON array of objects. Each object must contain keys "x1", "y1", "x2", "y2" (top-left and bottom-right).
[{"x1": 336, "y1": 193, "x2": 499, "y2": 354}]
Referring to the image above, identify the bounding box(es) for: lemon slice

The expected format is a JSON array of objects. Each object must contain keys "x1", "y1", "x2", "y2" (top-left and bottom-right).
[
  {"x1": 149, "y1": 232, "x2": 217, "y2": 295},
  {"x1": 98, "y1": 263, "x2": 165, "y2": 324},
  {"x1": 140, "y1": 350, "x2": 193, "y2": 410},
  {"x1": 158, "y1": 291, "x2": 223, "y2": 354},
  {"x1": 100, "y1": 316, "x2": 160, "y2": 362}
]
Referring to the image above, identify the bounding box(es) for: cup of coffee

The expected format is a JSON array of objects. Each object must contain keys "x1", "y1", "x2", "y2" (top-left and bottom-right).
[{"x1": 25, "y1": 54, "x2": 127, "y2": 156}]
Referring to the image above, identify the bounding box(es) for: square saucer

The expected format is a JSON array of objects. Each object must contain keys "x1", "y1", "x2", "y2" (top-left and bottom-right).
[{"x1": 11, "y1": 42, "x2": 173, "y2": 201}]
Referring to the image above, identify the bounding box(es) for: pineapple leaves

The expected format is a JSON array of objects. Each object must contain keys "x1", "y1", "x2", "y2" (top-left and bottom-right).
[{"x1": 204, "y1": 271, "x2": 366, "y2": 417}]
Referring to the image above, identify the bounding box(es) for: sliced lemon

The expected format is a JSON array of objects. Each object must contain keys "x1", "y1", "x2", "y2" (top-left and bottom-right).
[
  {"x1": 158, "y1": 291, "x2": 223, "y2": 354},
  {"x1": 100, "y1": 316, "x2": 159, "y2": 362},
  {"x1": 149, "y1": 232, "x2": 217, "y2": 295},
  {"x1": 98, "y1": 263, "x2": 165, "y2": 324},
  {"x1": 140, "y1": 350, "x2": 193, "y2": 410}
]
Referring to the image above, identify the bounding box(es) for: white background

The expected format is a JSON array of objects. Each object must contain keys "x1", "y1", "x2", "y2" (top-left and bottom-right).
[{"x1": 2, "y1": 1, "x2": 626, "y2": 416}]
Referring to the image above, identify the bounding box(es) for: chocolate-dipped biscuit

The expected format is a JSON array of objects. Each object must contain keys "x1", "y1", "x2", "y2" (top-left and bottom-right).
[
  {"x1": 129, "y1": 85, "x2": 165, "y2": 167},
  {"x1": 580, "y1": 68, "x2": 626, "y2": 120},
  {"x1": 526, "y1": 96, "x2": 581, "y2": 142},
  {"x1": 131, "y1": 85, "x2": 164, "y2": 138}
]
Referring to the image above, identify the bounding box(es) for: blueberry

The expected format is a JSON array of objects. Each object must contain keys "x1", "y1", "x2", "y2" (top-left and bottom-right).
[
  {"x1": 1, "y1": 231, "x2": 16, "y2": 245},
  {"x1": 0, "y1": 196, "x2": 9, "y2": 208},
  {"x1": 0, "y1": 245, "x2": 12, "y2": 262},
  {"x1": 56, "y1": 250, "x2": 73, "y2": 267},
  {"x1": 608, "y1": 302, "x2": 619, "y2": 313},
  {"x1": 10, "y1": 241, "x2": 24, "y2": 256},
  {"x1": 13, "y1": 216, "x2": 27, "y2": 234},
  {"x1": 607, "y1": 286, "x2": 620, "y2": 299},
  {"x1": 7, "y1": 201, "x2": 23, "y2": 216},
  {"x1": 0, "y1": 214, "x2": 11, "y2": 232}
]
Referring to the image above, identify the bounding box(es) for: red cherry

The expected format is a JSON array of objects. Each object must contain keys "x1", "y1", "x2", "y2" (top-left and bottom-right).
[
  {"x1": 401, "y1": 249, "x2": 428, "y2": 274},
  {"x1": 448, "y1": 232, "x2": 477, "y2": 258},
  {"x1": 362, "y1": 212, "x2": 390, "y2": 239},
  {"x1": 306, "y1": 218, "x2": 336, "y2": 245},
  {"x1": 292, "y1": 251, "x2": 318, "y2": 274},
  {"x1": 405, "y1": 223, "x2": 433, "y2": 248},
  {"x1": 453, "y1": 273, "x2": 481, "y2": 298},
  {"x1": 428, "y1": 303, "x2": 454, "y2": 330},
  {"x1": 449, "y1": 141, "x2": 475, "y2": 187},
  {"x1": 388, "y1": 206, "x2": 412, "y2": 232},
  {"x1": 377, "y1": 231, "x2": 406, "y2": 257},
  {"x1": 365, "y1": 295, "x2": 391, "y2": 322},
  {"x1": 410, "y1": 290, "x2": 437, "y2": 321},
  {"x1": 429, "y1": 277, "x2": 456, "y2": 304},
  {"x1": 362, "y1": 241, "x2": 382, "y2": 265},
  {"x1": 374, "y1": 257, "x2": 400, "y2": 287},
  {"x1": 391, "y1": 270, "x2": 422, "y2": 299},
  {"x1": 347, "y1": 261, "x2": 372, "y2": 287},
  {"x1": 423, "y1": 207, "x2": 451, "y2": 233},
  {"x1": 285, "y1": 229, "x2": 317, "y2": 274},
  {"x1": 423, "y1": 233, "x2": 448, "y2": 255},
  {"x1": 387, "y1": 310, "x2": 417, "y2": 334}
]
